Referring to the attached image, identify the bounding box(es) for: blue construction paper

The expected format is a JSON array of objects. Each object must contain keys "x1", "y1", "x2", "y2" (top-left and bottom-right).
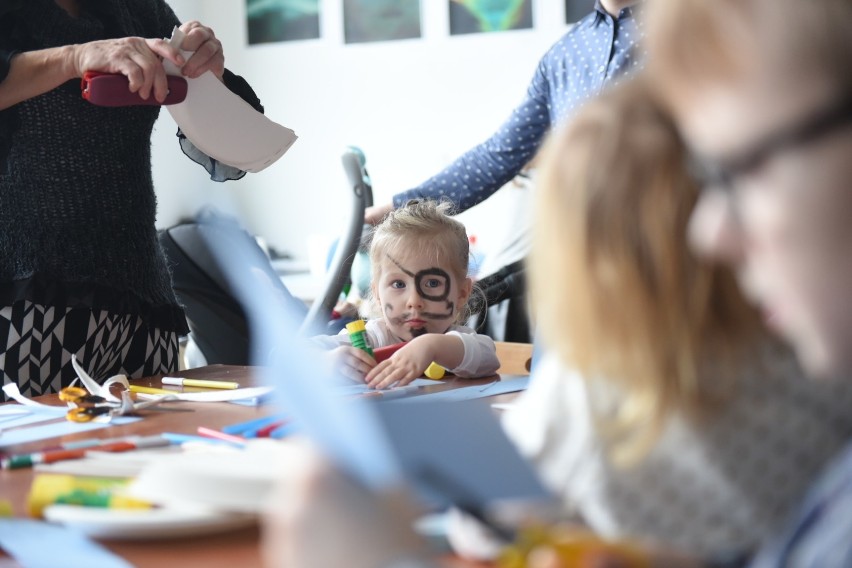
[
  {"x1": 0, "y1": 406, "x2": 67, "y2": 432},
  {"x1": 221, "y1": 415, "x2": 285, "y2": 436},
  {"x1": 0, "y1": 416, "x2": 141, "y2": 450},
  {"x1": 384, "y1": 375, "x2": 530, "y2": 404},
  {"x1": 0, "y1": 519, "x2": 132, "y2": 568}
]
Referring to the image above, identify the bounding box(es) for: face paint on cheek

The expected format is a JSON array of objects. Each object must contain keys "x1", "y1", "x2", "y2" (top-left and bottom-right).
[
  {"x1": 385, "y1": 303, "x2": 407, "y2": 327},
  {"x1": 386, "y1": 255, "x2": 457, "y2": 320}
]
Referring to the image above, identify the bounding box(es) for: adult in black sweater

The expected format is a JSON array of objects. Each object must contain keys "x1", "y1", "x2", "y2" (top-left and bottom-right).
[{"x1": 0, "y1": 0, "x2": 259, "y2": 399}]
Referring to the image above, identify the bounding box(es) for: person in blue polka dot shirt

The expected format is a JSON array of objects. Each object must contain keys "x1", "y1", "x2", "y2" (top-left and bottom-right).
[{"x1": 365, "y1": 0, "x2": 644, "y2": 224}]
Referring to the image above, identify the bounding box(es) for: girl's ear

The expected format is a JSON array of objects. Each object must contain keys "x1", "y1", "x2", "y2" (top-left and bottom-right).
[
  {"x1": 458, "y1": 276, "x2": 473, "y2": 303},
  {"x1": 371, "y1": 281, "x2": 379, "y2": 305}
]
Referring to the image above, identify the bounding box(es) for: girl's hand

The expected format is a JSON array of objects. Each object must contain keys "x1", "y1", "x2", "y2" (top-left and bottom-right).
[
  {"x1": 70, "y1": 37, "x2": 185, "y2": 102},
  {"x1": 329, "y1": 346, "x2": 376, "y2": 383},
  {"x1": 366, "y1": 336, "x2": 435, "y2": 389},
  {"x1": 177, "y1": 21, "x2": 225, "y2": 79}
]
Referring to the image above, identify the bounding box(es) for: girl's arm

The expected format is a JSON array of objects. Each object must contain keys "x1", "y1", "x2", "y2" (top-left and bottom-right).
[
  {"x1": 365, "y1": 332, "x2": 499, "y2": 388},
  {"x1": 366, "y1": 334, "x2": 464, "y2": 389}
]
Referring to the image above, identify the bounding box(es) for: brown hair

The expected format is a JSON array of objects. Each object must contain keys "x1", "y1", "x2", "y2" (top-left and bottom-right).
[
  {"x1": 531, "y1": 78, "x2": 762, "y2": 464},
  {"x1": 646, "y1": 0, "x2": 852, "y2": 110}
]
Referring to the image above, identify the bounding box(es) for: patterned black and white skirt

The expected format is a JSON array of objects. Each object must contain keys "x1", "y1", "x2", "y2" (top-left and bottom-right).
[{"x1": 0, "y1": 301, "x2": 180, "y2": 401}]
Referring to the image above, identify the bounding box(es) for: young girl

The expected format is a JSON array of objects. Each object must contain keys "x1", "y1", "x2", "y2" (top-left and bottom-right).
[{"x1": 312, "y1": 200, "x2": 499, "y2": 388}]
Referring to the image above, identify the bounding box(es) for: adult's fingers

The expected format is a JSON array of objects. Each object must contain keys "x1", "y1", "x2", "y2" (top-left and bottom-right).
[
  {"x1": 365, "y1": 203, "x2": 394, "y2": 225},
  {"x1": 179, "y1": 21, "x2": 224, "y2": 78},
  {"x1": 144, "y1": 37, "x2": 184, "y2": 68},
  {"x1": 127, "y1": 48, "x2": 167, "y2": 101}
]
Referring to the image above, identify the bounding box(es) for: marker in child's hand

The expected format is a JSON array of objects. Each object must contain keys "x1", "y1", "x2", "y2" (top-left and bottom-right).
[{"x1": 346, "y1": 320, "x2": 374, "y2": 357}]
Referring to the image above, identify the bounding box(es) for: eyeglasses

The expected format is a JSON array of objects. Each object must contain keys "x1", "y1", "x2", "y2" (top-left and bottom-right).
[{"x1": 689, "y1": 96, "x2": 852, "y2": 193}]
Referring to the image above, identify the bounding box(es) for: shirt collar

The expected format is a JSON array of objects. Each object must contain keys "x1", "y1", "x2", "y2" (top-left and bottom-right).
[{"x1": 592, "y1": 1, "x2": 638, "y2": 23}]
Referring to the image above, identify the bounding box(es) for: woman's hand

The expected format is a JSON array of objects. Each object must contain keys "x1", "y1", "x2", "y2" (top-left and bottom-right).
[
  {"x1": 262, "y1": 441, "x2": 430, "y2": 568},
  {"x1": 329, "y1": 345, "x2": 376, "y2": 383},
  {"x1": 70, "y1": 37, "x2": 185, "y2": 102},
  {"x1": 177, "y1": 21, "x2": 225, "y2": 79},
  {"x1": 365, "y1": 202, "x2": 394, "y2": 225},
  {"x1": 366, "y1": 336, "x2": 436, "y2": 389}
]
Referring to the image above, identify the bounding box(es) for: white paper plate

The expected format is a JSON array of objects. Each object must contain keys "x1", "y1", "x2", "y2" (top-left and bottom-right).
[{"x1": 43, "y1": 504, "x2": 256, "y2": 540}]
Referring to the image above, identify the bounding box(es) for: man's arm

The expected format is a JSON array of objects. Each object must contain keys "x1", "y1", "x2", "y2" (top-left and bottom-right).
[{"x1": 392, "y1": 58, "x2": 553, "y2": 214}]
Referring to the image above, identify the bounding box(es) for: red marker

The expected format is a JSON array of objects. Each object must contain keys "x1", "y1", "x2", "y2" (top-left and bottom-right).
[{"x1": 373, "y1": 342, "x2": 406, "y2": 364}]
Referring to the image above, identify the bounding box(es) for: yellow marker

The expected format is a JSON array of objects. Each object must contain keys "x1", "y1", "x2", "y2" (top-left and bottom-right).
[
  {"x1": 28, "y1": 474, "x2": 151, "y2": 518},
  {"x1": 161, "y1": 377, "x2": 239, "y2": 390},
  {"x1": 424, "y1": 362, "x2": 445, "y2": 380},
  {"x1": 129, "y1": 385, "x2": 175, "y2": 396},
  {"x1": 0, "y1": 499, "x2": 12, "y2": 517}
]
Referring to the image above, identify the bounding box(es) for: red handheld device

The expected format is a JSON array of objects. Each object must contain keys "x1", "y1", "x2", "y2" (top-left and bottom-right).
[{"x1": 81, "y1": 71, "x2": 188, "y2": 107}]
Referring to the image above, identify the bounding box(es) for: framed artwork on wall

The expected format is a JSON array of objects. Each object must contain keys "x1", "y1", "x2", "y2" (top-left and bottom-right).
[
  {"x1": 565, "y1": 0, "x2": 594, "y2": 23},
  {"x1": 343, "y1": 0, "x2": 422, "y2": 44},
  {"x1": 246, "y1": 0, "x2": 321, "y2": 45},
  {"x1": 449, "y1": 0, "x2": 533, "y2": 35}
]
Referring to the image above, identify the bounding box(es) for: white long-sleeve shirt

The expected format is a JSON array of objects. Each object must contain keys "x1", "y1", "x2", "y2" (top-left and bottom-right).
[{"x1": 311, "y1": 319, "x2": 499, "y2": 379}]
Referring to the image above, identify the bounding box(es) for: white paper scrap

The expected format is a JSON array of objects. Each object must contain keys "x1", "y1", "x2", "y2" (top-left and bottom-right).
[{"x1": 163, "y1": 27, "x2": 297, "y2": 173}]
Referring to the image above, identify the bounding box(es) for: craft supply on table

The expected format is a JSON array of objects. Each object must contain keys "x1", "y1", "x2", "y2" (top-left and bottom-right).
[
  {"x1": 1, "y1": 435, "x2": 171, "y2": 470},
  {"x1": 161, "y1": 377, "x2": 240, "y2": 390},
  {"x1": 28, "y1": 474, "x2": 151, "y2": 518}
]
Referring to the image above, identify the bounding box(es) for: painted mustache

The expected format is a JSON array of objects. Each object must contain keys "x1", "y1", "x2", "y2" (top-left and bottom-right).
[{"x1": 394, "y1": 306, "x2": 454, "y2": 323}]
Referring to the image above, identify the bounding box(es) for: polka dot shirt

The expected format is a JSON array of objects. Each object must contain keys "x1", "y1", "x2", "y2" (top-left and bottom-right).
[{"x1": 394, "y1": 2, "x2": 646, "y2": 212}]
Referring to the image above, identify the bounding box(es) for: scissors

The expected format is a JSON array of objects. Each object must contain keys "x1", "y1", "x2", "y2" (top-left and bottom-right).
[{"x1": 60, "y1": 386, "x2": 181, "y2": 423}]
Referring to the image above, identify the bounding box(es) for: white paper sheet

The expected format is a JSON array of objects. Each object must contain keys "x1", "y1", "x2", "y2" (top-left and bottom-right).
[{"x1": 163, "y1": 28, "x2": 297, "y2": 173}]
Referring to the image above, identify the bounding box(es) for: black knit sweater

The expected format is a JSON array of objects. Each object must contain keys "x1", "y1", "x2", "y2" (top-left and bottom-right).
[{"x1": 0, "y1": 0, "x2": 256, "y2": 331}]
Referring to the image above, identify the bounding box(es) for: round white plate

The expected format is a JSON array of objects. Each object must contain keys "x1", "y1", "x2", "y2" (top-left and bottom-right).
[{"x1": 43, "y1": 504, "x2": 256, "y2": 540}]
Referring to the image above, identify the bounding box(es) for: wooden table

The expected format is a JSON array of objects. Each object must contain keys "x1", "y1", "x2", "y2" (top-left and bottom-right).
[{"x1": 0, "y1": 366, "x2": 518, "y2": 567}]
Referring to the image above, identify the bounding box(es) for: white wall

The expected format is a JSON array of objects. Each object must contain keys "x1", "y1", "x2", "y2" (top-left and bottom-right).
[{"x1": 152, "y1": 1, "x2": 571, "y2": 261}]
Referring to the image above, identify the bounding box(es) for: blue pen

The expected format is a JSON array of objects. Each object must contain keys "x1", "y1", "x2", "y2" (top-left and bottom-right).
[{"x1": 221, "y1": 415, "x2": 285, "y2": 436}]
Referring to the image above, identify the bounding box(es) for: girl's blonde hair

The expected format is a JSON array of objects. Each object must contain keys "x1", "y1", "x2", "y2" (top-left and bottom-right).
[
  {"x1": 365, "y1": 199, "x2": 477, "y2": 324},
  {"x1": 531, "y1": 79, "x2": 762, "y2": 464}
]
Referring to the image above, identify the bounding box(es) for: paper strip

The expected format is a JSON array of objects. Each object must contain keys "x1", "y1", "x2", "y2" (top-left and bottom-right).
[
  {"x1": 2, "y1": 384, "x2": 68, "y2": 409},
  {"x1": 71, "y1": 356, "x2": 129, "y2": 403}
]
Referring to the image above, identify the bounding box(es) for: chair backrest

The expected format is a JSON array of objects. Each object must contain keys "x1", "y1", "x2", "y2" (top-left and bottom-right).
[
  {"x1": 161, "y1": 147, "x2": 372, "y2": 363},
  {"x1": 494, "y1": 341, "x2": 533, "y2": 375},
  {"x1": 159, "y1": 221, "x2": 307, "y2": 365},
  {"x1": 298, "y1": 147, "x2": 372, "y2": 335}
]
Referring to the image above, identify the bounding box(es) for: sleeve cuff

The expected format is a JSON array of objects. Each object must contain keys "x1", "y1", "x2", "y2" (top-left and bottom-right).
[
  {"x1": 446, "y1": 331, "x2": 477, "y2": 376},
  {"x1": 0, "y1": 50, "x2": 19, "y2": 83},
  {"x1": 175, "y1": 68, "x2": 264, "y2": 182}
]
